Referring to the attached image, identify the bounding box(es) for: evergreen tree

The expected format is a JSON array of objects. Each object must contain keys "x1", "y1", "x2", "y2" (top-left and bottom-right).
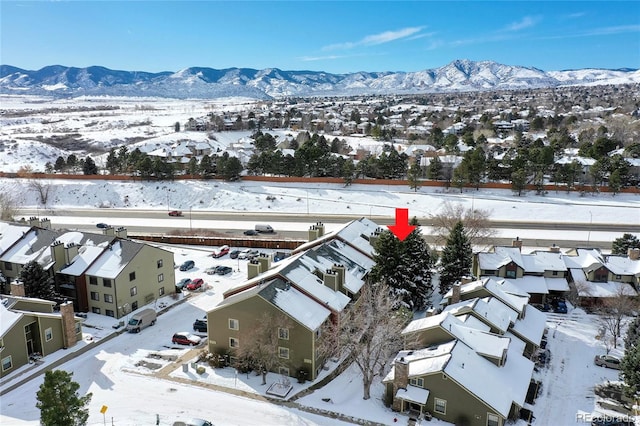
[
  {"x1": 407, "y1": 162, "x2": 421, "y2": 192},
  {"x1": 82, "y1": 156, "x2": 98, "y2": 175},
  {"x1": 54, "y1": 156, "x2": 66, "y2": 172},
  {"x1": 620, "y1": 343, "x2": 640, "y2": 399},
  {"x1": 427, "y1": 156, "x2": 443, "y2": 181},
  {"x1": 370, "y1": 223, "x2": 435, "y2": 311},
  {"x1": 66, "y1": 154, "x2": 78, "y2": 172},
  {"x1": 438, "y1": 221, "x2": 472, "y2": 294},
  {"x1": 624, "y1": 316, "x2": 640, "y2": 349},
  {"x1": 222, "y1": 156, "x2": 243, "y2": 180},
  {"x1": 612, "y1": 233, "x2": 640, "y2": 256},
  {"x1": 174, "y1": 121, "x2": 180, "y2": 132},
  {"x1": 105, "y1": 148, "x2": 118, "y2": 175},
  {"x1": 187, "y1": 157, "x2": 199, "y2": 176},
  {"x1": 511, "y1": 169, "x2": 527, "y2": 196},
  {"x1": 20, "y1": 260, "x2": 56, "y2": 300},
  {"x1": 342, "y1": 159, "x2": 355, "y2": 187},
  {"x1": 37, "y1": 370, "x2": 92, "y2": 426}
]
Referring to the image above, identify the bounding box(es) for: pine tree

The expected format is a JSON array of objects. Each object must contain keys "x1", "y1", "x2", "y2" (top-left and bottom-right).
[
  {"x1": 82, "y1": 156, "x2": 98, "y2": 175},
  {"x1": 20, "y1": 260, "x2": 56, "y2": 300},
  {"x1": 612, "y1": 233, "x2": 640, "y2": 256},
  {"x1": 620, "y1": 343, "x2": 640, "y2": 399},
  {"x1": 37, "y1": 370, "x2": 92, "y2": 426},
  {"x1": 407, "y1": 162, "x2": 421, "y2": 192},
  {"x1": 427, "y1": 156, "x2": 442, "y2": 181},
  {"x1": 370, "y1": 222, "x2": 435, "y2": 311},
  {"x1": 439, "y1": 221, "x2": 472, "y2": 294},
  {"x1": 624, "y1": 316, "x2": 640, "y2": 349}
]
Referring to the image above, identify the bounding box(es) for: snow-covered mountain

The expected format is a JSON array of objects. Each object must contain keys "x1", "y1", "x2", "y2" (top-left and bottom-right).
[{"x1": 1, "y1": 60, "x2": 638, "y2": 99}]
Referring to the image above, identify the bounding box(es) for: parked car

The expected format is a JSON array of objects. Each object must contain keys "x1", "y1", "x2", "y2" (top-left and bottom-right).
[
  {"x1": 594, "y1": 355, "x2": 621, "y2": 370},
  {"x1": 554, "y1": 300, "x2": 568, "y2": 314},
  {"x1": 255, "y1": 224, "x2": 274, "y2": 233},
  {"x1": 215, "y1": 266, "x2": 233, "y2": 275},
  {"x1": 127, "y1": 309, "x2": 157, "y2": 333},
  {"x1": 176, "y1": 278, "x2": 192, "y2": 289},
  {"x1": 173, "y1": 419, "x2": 213, "y2": 426},
  {"x1": 186, "y1": 278, "x2": 204, "y2": 290},
  {"x1": 229, "y1": 249, "x2": 240, "y2": 259},
  {"x1": 168, "y1": 210, "x2": 183, "y2": 217},
  {"x1": 172, "y1": 332, "x2": 201, "y2": 346},
  {"x1": 243, "y1": 229, "x2": 258, "y2": 236},
  {"x1": 179, "y1": 260, "x2": 195, "y2": 271},
  {"x1": 96, "y1": 222, "x2": 109, "y2": 229},
  {"x1": 238, "y1": 249, "x2": 259, "y2": 260},
  {"x1": 193, "y1": 318, "x2": 207, "y2": 332},
  {"x1": 211, "y1": 245, "x2": 230, "y2": 258},
  {"x1": 204, "y1": 266, "x2": 218, "y2": 275}
]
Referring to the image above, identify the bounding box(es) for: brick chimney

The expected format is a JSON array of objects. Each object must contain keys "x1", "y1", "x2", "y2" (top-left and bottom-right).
[
  {"x1": 392, "y1": 356, "x2": 410, "y2": 412},
  {"x1": 512, "y1": 237, "x2": 523, "y2": 251},
  {"x1": 59, "y1": 301, "x2": 78, "y2": 349},
  {"x1": 451, "y1": 282, "x2": 462, "y2": 304},
  {"x1": 10, "y1": 280, "x2": 25, "y2": 297},
  {"x1": 425, "y1": 308, "x2": 435, "y2": 317},
  {"x1": 628, "y1": 248, "x2": 640, "y2": 261}
]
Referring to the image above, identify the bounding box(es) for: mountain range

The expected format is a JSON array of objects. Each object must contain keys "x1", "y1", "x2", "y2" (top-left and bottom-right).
[{"x1": 1, "y1": 60, "x2": 638, "y2": 99}]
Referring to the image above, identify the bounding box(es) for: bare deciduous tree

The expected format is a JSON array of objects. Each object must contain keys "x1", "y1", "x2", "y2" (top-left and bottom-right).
[
  {"x1": 0, "y1": 192, "x2": 20, "y2": 221},
  {"x1": 599, "y1": 285, "x2": 639, "y2": 349},
  {"x1": 234, "y1": 312, "x2": 292, "y2": 385},
  {"x1": 320, "y1": 283, "x2": 410, "y2": 400},
  {"x1": 29, "y1": 179, "x2": 51, "y2": 206},
  {"x1": 429, "y1": 200, "x2": 496, "y2": 248}
]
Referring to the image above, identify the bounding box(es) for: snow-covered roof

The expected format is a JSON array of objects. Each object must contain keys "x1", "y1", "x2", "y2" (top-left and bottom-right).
[
  {"x1": 605, "y1": 255, "x2": 640, "y2": 276},
  {"x1": 0, "y1": 227, "x2": 58, "y2": 269},
  {"x1": 0, "y1": 223, "x2": 30, "y2": 253},
  {"x1": 509, "y1": 304, "x2": 546, "y2": 346},
  {"x1": 563, "y1": 249, "x2": 605, "y2": 270},
  {"x1": 60, "y1": 244, "x2": 107, "y2": 276},
  {"x1": 85, "y1": 240, "x2": 142, "y2": 279},
  {"x1": 442, "y1": 298, "x2": 513, "y2": 334},
  {"x1": 545, "y1": 277, "x2": 570, "y2": 292},
  {"x1": 395, "y1": 386, "x2": 430, "y2": 405},
  {"x1": 477, "y1": 246, "x2": 523, "y2": 270},
  {"x1": 443, "y1": 278, "x2": 529, "y2": 314},
  {"x1": 499, "y1": 276, "x2": 549, "y2": 295},
  {"x1": 262, "y1": 281, "x2": 331, "y2": 331},
  {"x1": 571, "y1": 271, "x2": 638, "y2": 298},
  {"x1": 0, "y1": 302, "x2": 23, "y2": 337}
]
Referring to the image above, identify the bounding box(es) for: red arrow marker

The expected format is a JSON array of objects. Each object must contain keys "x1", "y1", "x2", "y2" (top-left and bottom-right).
[{"x1": 387, "y1": 208, "x2": 416, "y2": 241}]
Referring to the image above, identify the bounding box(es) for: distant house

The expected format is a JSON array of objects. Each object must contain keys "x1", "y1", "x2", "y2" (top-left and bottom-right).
[
  {"x1": 0, "y1": 291, "x2": 82, "y2": 379},
  {"x1": 0, "y1": 219, "x2": 175, "y2": 318},
  {"x1": 206, "y1": 218, "x2": 380, "y2": 381}
]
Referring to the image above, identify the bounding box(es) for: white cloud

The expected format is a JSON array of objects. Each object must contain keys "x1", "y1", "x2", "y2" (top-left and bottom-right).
[
  {"x1": 322, "y1": 27, "x2": 425, "y2": 51},
  {"x1": 504, "y1": 16, "x2": 540, "y2": 32}
]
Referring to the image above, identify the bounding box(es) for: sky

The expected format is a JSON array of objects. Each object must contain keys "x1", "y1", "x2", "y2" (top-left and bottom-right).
[{"x1": 1, "y1": 1, "x2": 639, "y2": 74}]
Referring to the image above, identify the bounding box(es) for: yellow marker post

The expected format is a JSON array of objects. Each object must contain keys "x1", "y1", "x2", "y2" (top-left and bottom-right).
[{"x1": 100, "y1": 405, "x2": 108, "y2": 426}]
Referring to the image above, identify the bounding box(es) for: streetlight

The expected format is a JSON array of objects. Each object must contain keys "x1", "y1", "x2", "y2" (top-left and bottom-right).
[
  {"x1": 189, "y1": 207, "x2": 192, "y2": 232},
  {"x1": 587, "y1": 211, "x2": 593, "y2": 247}
]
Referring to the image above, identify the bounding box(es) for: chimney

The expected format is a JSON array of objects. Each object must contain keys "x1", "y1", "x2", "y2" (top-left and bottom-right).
[
  {"x1": 315, "y1": 222, "x2": 325, "y2": 237},
  {"x1": 50, "y1": 240, "x2": 65, "y2": 271},
  {"x1": 115, "y1": 227, "x2": 128, "y2": 239},
  {"x1": 323, "y1": 269, "x2": 339, "y2": 291},
  {"x1": 549, "y1": 243, "x2": 560, "y2": 253},
  {"x1": 102, "y1": 226, "x2": 115, "y2": 236},
  {"x1": 29, "y1": 216, "x2": 40, "y2": 227},
  {"x1": 64, "y1": 243, "x2": 79, "y2": 265},
  {"x1": 512, "y1": 237, "x2": 522, "y2": 251},
  {"x1": 451, "y1": 282, "x2": 462, "y2": 304},
  {"x1": 392, "y1": 357, "x2": 410, "y2": 412},
  {"x1": 369, "y1": 228, "x2": 383, "y2": 248},
  {"x1": 460, "y1": 276, "x2": 473, "y2": 285},
  {"x1": 59, "y1": 301, "x2": 78, "y2": 349},
  {"x1": 10, "y1": 280, "x2": 25, "y2": 297},
  {"x1": 331, "y1": 263, "x2": 346, "y2": 292},
  {"x1": 425, "y1": 307, "x2": 435, "y2": 317},
  {"x1": 628, "y1": 247, "x2": 640, "y2": 261},
  {"x1": 247, "y1": 260, "x2": 262, "y2": 279},
  {"x1": 40, "y1": 218, "x2": 51, "y2": 229},
  {"x1": 309, "y1": 225, "x2": 320, "y2": 241},
  {"x1": 257, "y1": 253, "x2": 272, "y2": 272}
]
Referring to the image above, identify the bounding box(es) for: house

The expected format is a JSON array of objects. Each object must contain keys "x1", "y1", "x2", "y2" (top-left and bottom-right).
[
  {"x1": 563, "y1": 248, "x2": 639, "y2": 307},
  {"x1": 206, "y1": 218, "x2": 380, "y2": 381},
  {"x1": 384, "y1": 302, "x2": 540, "y2": 426},
  {"x1": 473, "y1": 239, "x2": 570, "y2": 303},
  {"x1": 0, "y1": 288, "x2": 82, "y2": 378},
  {"x1": 0, "y1": 220, "x2": 175, "y2": 318}
]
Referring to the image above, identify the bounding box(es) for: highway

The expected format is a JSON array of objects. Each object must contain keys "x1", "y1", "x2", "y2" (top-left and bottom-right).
[{"x1": 16, "y1": 207, "x2": 638, "y2": 251}]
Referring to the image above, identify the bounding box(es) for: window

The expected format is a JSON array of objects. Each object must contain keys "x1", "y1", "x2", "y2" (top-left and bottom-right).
[
  {"x1": 104, "y1": 294, "x2": 113, "y2": 303},
  {"x1": 229, "y1": 337, "x2": 239, "y2": 348},
  {"x1": 228, "y1": 318, "x2": 239, "y2": 330},
  {"x1": 92, "y1": 307, "x2": 101, "y2": 314},
  {"x1": 552, "y1": 270, "x2": 558, "y2": 276},
  {"x1": 2, "y1": 355, "x2": 12, "y2": 372},
  {"x1": 434, "y1": 398, "x2": 447, "y2": 415},
  {"x1": 4, "y1": 262, "x2": 12, "y2": 271},
  {"x1": 130, "y1": 286, "x2": 137, "y2": 297},
  {"x1": 159, "y1": 287, "x2": 165, "y2": 296},
  {"x1": 89, "y1": 276, "x2": 97, "y2": 285},
  {"x1": 278, "y1": 347, "x2": 290, "y2": 359},
  {"x1": 278, "y1": 366, "x2": 290, "y2": 376},
  {"x1": 616, "y1": 274, "x2": 621, "y2": 280},
  {"x1": 278, "y1": 327, "x2": 289, "y2": 340},
  {"x1": 103, "y1": 279, "x2": 112, "y2": 288},
  {"x1": 157, "y1": 259, "x2": 163, "y2": 269},
  {"x1": 90, "y1": 292, "x2": 99, "y2": 301},
  {"x1": 409, "y1": 377, "x2": 424, "y2": 387},
  {"x1": 158, "y1": 273, "x2": 164, "y2": 283},
  {"x1": 45, "y1": 327, "x2": 53, "y2": 342},
  {"x1": 487, "y1": 413, "x2": 499, "y2": 426},
  {"x1": 131, "y1": 301, "x2": 138, "y2": 311},
  {"x1": 105, "y1": 309, "x2": 115, "y2": 317},
  {"x1": 129, "y1": 272, "x2": 136, "y2": 281}
]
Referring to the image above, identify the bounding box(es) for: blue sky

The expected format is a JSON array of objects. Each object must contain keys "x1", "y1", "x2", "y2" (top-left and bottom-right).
[{"x1": 1, "y1": 1, "x2": 638, "y2": 73}]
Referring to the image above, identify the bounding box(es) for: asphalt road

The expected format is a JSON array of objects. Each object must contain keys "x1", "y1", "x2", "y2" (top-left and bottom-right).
[{"x1": 17, "y1": 207, "x2": 638, "y2": 250}]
